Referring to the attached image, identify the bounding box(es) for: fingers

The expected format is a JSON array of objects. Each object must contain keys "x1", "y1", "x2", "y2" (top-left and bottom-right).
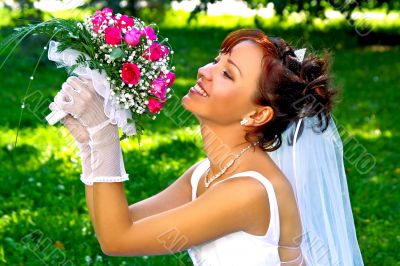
[
  {"x1": 54, "y1": 91, "x2": 72, "y2": 107},
  {"x1": 60, "y1": 114, "x2": 73, "y2": 125},
  {"x1": 77, "y1": 76, "x2": 91, "y2": 84},
  {"x1": 54, "y1": 90, "x2": 81, "y2": 119},
  {"x1": 61, "y1": 114, "x2": 85, "y2": 129},
  {"x1": 61, "y1": 115, "x2": 90, "y2": 143},
  {"x1": 49, "y1": 102, "x2": 57, "y2": 111},
  {"x1": 61, "y1": 82, "x2": 80, "y2": 99},
  {"x1": 66, "y1": 76, "x2": 92, "y2": 96},
  {"x1": 66, "y1": 76, "x2": 84, "y2": 93},
  {"x1": 68, "y1": 76, "x2": 98, "y2": 101}
]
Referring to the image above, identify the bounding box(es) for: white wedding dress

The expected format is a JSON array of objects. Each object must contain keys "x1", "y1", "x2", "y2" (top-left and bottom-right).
[
  {"x1": 187, "y1": 159, "x2": 283, "y2": 266},
  {"x1": 187, "y1": 117, "x2": 364, "y2": 266}
]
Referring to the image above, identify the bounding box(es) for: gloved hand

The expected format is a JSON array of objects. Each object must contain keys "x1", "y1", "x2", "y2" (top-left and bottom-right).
[
  {"x1": 49, "y1": 102, "x2": 92, "y2": 184},
  {"x1": 54, "y1": 76, "x2": 108, "y2": 128},
  {"x1": 54, "y1": 76, "x2": 128, "y2": 182}
]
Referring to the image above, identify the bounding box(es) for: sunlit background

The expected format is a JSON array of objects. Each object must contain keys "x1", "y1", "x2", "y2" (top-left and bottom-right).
[{"x1": 0, "y1": 0, "x2": 399, "y2": 265}]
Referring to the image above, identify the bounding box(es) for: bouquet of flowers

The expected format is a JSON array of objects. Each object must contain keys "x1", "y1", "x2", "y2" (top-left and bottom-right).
[{"x1": 2, "y1": 7, "x2": 175, "y2": 137}]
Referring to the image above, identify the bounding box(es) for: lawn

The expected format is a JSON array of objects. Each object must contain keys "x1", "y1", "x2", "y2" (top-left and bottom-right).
[{"x1": 0, "y1": 8, "x2": 399, "y2": 266}]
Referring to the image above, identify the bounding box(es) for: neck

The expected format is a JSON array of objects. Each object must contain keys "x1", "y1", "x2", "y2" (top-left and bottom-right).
[{"x1": 199, "y1": 120, "x2": 258, "y2": 177}]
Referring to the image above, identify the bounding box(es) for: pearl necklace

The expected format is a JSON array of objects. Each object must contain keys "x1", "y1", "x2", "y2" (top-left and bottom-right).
[{"x1": 204, "y1": 140, "x2": 260, "y2": 188}]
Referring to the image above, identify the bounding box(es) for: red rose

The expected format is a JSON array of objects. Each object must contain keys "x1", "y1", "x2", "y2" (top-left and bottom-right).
[
  {"x1": 143, "y1": 42, "x2": 169, "y2": 61},
  {"x1": 147, "y1": 98, "x2": 164, "y2": 113},
  {"x1": 121, "y1": 63, "x2": 141, "y2": 85},
  {"x1": 105, "y1": 27, "x2": 122, "y2": 45}
]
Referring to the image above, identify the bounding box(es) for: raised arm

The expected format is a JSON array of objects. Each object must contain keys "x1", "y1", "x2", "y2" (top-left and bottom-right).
[
  {"x1": 93, "y1": 175, "x2": 268, "y2": 256},
  {"x1": 128, "y1": 160, "x2": 204, "y2": 222},
  {"x1": 51, "y1": 77, "x2": 269, "y2": 257}
]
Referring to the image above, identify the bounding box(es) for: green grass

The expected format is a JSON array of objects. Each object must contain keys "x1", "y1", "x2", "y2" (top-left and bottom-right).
[{"x1": 1, "y1": 7, "x2": 400, "y2": 266}]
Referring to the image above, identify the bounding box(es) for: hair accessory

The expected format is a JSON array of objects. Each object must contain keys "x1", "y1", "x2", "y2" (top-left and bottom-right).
[
  {"x1": 240, "y1": 118, "x2": 248, "y2": 126},
  {"x1": 294, "y1": 48, "x2": 307, "y2": 63}
]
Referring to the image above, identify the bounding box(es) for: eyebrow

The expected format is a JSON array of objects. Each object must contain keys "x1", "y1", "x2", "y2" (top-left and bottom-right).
[{"x1": 227, "y1": 58, "x2": 242, "y2": 76}]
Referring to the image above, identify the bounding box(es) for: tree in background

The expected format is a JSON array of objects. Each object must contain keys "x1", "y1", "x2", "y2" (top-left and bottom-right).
[
  {"x1": 1, "y1": 0, "x2": 43, "y2": 25},
  {"x1": 87, "y1": 0, "x2": 169, "y2": 23},
  {"x1": 89, "y1": 0, "x2": 400, "y2": 25},
  {"x1": 2, "y1": 0, "x2": 399, "y2": 25},
  {"x1": 185, "y1": 0, "x2": 400, "y2": 20}
]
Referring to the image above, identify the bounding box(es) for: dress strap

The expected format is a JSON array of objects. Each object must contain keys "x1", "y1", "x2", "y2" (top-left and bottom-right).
[
  {"x1": 190, "y1": 159, "x2": 210, "y2": 201},
  {"x1": 212, "y1": 171, "x2": 280, "y2": 241}
]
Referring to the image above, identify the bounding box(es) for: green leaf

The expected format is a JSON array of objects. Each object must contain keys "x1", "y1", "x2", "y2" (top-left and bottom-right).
[{"x1": 109, "y1": 47, "x2": 125, "y2": 61}]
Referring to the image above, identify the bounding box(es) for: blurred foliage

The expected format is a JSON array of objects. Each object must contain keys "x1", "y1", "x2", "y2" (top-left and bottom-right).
[
  {"x1": 183, "y1": 0, "x2": 400, "y2": 21},
  {"x1": 85, "y1": 0, "x2": 170, "y2": 24},
  {"x1": 3, "y1": 0, "x2": 400, "y2": 25},
  {"x1": 0, "y1": 0, "x2": 43, "y2": 25},
  {"x1": 0, "y1": 6, "x2": 400, "y2": 266}
]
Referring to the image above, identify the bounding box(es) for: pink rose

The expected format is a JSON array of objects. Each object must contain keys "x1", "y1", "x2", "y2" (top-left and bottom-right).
[
  {"x1": 105, "y1": 27, "x2": 122, "y2": 45},
  {"x1": 143, "y1": 42, "x2": 169, "y2": 61},
  {"x1": 149, "y1": 72, "x2": 175, "y2": 100},
  {"x1": 116, "y1": 15, "x2": 134, "y2": 29},
  {"x1": 147, "y1": 98, "x2": 164, "y2": 113},
  {"x1": 149, "y1": 77, "x2": 168, "y2": 100},
  {"x1": 165, "y1": 72, "x2": 176, "y2": 87},
  {"x1": 142, "y1": 26, "x2": 156, "y2": 40},
  {"x1": 124, "y1": 28, "x2": 142, "y2": 46},
  {"x1": 92, "y1": 14, "x2": 107, "y2": 33},
  {"x1": 102, "y1": 8, "x2": 113, "y2": 16},
  {"x1": 121, "y1": 63, "x2": 141, "y2": 85}
]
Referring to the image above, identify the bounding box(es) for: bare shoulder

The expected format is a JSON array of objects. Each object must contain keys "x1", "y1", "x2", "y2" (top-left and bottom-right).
[
  {"x1": 209, "y1": 175, "x2": 269, "y2": 199},
  {"x1": 254, "y1": 167, "x2": 303, "y2": 244},
  {"x1": 206, "y1": 176, "x2": 271, "y2": 233}
]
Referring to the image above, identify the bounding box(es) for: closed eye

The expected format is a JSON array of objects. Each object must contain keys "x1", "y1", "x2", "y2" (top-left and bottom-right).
[
  {"x1": 212, "y1": 58, "x2": 233, "y2": 80},
  {"x1": 223, "y1": 70, "x2": 233, "y2": 80}
]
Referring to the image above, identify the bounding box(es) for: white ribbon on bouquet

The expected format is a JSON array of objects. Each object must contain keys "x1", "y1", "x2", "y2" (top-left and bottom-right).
[{"x1": 45, "y1": 40, "x2": 136, "y2": 136}]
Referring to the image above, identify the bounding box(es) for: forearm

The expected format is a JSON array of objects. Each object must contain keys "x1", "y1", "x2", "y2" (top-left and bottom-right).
[
  {"x1": 76, "y1": 142, "x2": 97, "y2": 229},
  {"x1": 88, "y1": 124, "x2": 132, "y2": 249},
  {"x1": 85, "y1": 185, "x2": 97, "y2": 231},
  {"x1": 93, "y1": 183, "x2": 132, "y2": 250}
]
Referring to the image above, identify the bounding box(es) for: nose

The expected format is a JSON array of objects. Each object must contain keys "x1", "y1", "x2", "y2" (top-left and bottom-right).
[{"x1": 197, "y1": 62, "x2": 213, "y2": 80}]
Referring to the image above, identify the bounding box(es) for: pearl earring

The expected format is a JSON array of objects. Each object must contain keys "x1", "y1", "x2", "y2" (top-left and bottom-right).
[{"x1": 240, "y1": 118, "x2": 248, "y2": 126}]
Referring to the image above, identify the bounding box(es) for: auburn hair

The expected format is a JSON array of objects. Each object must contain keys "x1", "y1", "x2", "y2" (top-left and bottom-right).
[{"x1": 220, "y1": 29, "x2": 337, "y2": 151}]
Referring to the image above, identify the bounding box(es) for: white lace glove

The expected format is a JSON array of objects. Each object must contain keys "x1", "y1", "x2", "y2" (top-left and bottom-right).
[
  {"x1": 54, "y1": 76, "x2": 108, "y2": 127},
  {"x1": 54, "y1": 76, "x2": 128, "y2": 183},
  {"x1": 49, "y1": 102, "x2": 93, "y2": 185}
]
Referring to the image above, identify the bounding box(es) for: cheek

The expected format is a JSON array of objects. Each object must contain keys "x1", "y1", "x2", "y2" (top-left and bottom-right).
[{"x1": 210, "y1": 85, "x2": 251, "y2": 117}]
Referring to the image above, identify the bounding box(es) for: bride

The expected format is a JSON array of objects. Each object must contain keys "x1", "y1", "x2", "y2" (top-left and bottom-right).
[{"x1": 50, "y1": 29, "x2": 364, "y2": 265}]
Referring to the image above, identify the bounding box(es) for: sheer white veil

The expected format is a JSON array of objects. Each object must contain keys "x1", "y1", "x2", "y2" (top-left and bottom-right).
[{"x1": 268, "y1": 116, "x2": 364, "y2": 265}]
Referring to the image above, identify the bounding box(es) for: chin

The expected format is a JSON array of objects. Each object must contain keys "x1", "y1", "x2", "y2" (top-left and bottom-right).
[
  {"x1": 181, "y1": 94, "x2": 197, "y2": 112},
  {"x1": 181, "y1": 94, "x2": 205, "y2": 119}
]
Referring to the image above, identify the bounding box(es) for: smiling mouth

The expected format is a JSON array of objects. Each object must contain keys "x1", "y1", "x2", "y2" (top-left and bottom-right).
[{"x1": 190, "y1": 83, "x2": 209, "y2": 97}]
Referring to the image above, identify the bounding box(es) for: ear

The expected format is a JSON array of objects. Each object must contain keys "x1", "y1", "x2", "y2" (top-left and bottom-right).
[{"x1": 247, "y1": 106, "x2": 274, "y2": 127}]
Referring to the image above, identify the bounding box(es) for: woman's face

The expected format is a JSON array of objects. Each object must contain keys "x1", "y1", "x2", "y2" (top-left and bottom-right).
[{"x1": 182, "y1": 40, "x2": 264, "y2": 126}]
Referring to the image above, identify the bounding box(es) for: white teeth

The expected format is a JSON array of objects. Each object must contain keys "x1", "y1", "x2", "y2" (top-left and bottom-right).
[{"x1": 194, "y1": 84, "x2": 208, "y2": 97}]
